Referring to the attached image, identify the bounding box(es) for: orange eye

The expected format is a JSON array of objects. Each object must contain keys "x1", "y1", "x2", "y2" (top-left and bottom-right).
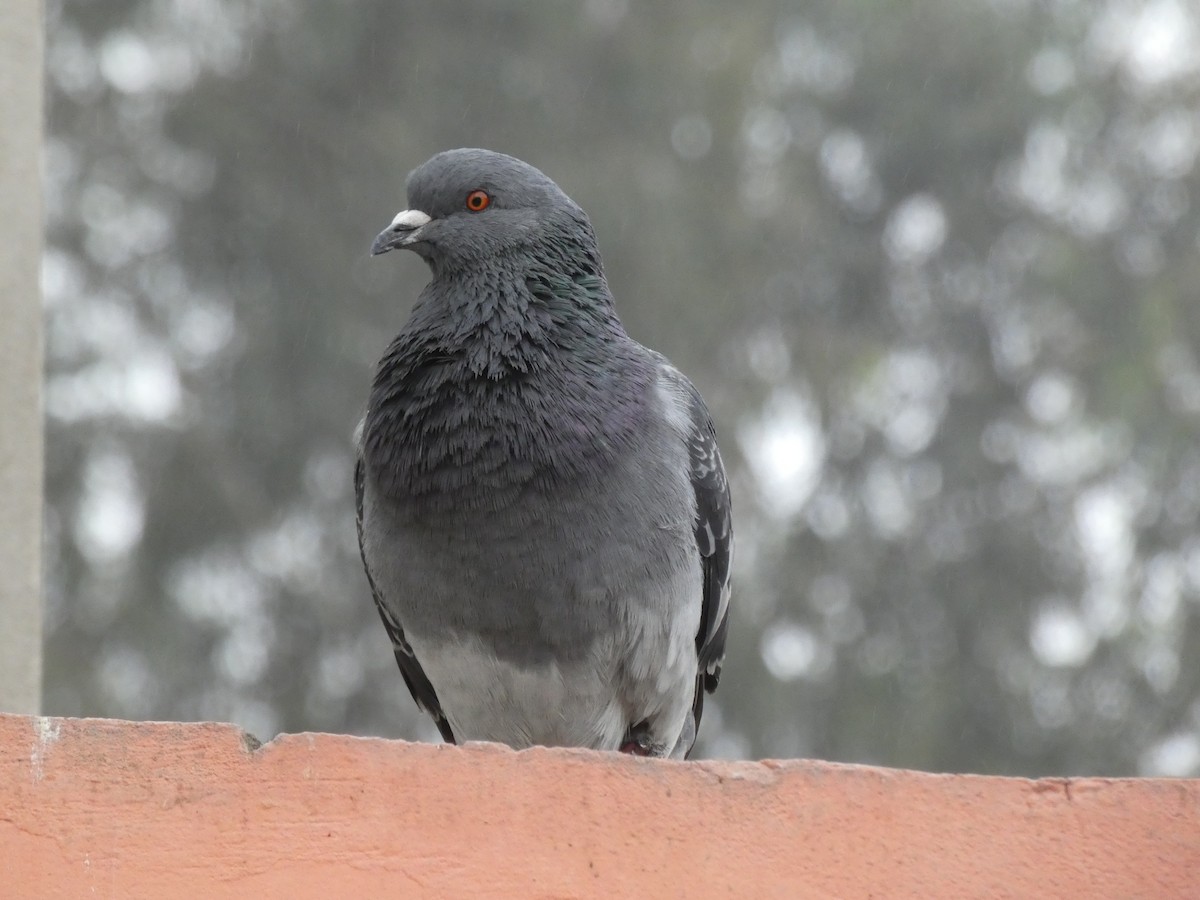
[{"x1": 465, "y1": 189, "x2": 491, "y2": 212}]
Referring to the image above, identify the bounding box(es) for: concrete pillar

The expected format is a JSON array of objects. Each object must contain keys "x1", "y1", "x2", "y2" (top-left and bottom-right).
[{"x1": 0, "y1": 1, "x2": 44, "y2": 714}]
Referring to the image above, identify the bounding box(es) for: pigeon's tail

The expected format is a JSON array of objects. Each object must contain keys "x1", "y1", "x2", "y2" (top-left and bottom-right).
[
  {"x1": 668, "y1": 675, "x2": 706, "y2": 759},
  {"x1": 672, "y1": 709, "x2": 698, "y2": 759}
]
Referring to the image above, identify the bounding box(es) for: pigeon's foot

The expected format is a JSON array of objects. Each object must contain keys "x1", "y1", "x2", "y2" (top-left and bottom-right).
[{"x1": 620, "y1": 722, "x2": 657, "y2": 756}]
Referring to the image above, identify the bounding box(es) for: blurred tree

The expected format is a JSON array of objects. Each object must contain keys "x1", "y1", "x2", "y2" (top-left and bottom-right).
[{"x1": 43, "y1": 0, "x2": 1200, "y2": 776}]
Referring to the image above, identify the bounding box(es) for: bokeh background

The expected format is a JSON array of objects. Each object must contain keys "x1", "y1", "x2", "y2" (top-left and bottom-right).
[{"x1": 42, "y1": 0, "x2": 1200, "y2": 775}]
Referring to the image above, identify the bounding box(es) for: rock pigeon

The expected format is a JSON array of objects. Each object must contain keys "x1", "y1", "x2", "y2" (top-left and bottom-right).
[{"x1": 356, "y1": 148, "x2": 731, "y2": 758}]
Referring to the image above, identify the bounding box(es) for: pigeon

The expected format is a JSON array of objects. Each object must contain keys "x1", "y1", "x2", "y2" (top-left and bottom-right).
[{"x1": 356, "y1": 148, "x2": 731, "y2": 758}]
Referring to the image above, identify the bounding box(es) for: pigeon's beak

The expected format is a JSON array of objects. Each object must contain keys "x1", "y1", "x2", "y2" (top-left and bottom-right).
[{"x1": 371, "y1": 209, "x2": 433, "y2": 256}]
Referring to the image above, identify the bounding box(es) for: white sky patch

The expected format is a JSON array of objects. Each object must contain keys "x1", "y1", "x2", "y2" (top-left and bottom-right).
[
  {"x1": 1157, "y1": 342, "x2": 1200, "y2": 418},
  {"x1": 215, "y1": 614, "x2": 274, "y2": 685},
  {"x1": 1140, "y1": 553, "x2": 1183, "y2": 627},
  {"x1": 761, "y1": 620, "x2": 833, "y2": 682},
  {"x1": 1027, "y1": 46, "x2": 1076, "y2": 95},
  {"x1": 1075, "y1": 482, "x2": 1136, "y2": 581},
  {"x1": 742, "y1": 106, "x2": 791, "y2": 164},
  {"x1": 318, "y1": 641, "x2": 368, "y2": 700},
  {"x1": 1067, "y1": 173, "x2": 1127, "y2": 237},
  {"x1": 248, "y1": 511, "x2": 327, "y2": 589},
  {"x1": 806, "y1": 488, "x2": 851, "y2": 540},
  {"x1": 126, "y1": 350, "x2": 183, "y2": 418},
  {"x1": 706, "y1": 731, "x2": 753, "y2": 761},
  {"x1": 169, "y1": 552, "x2": 267, "y2": 627},
  {"x1": 1139, "y1": 732, "x2": 1200, "y2": 776},
  {"x1": 1091, "y1": 0, "x2": 1200, "y2": 89},
  {"x1": 98, "y1": 31, "x2": 158, "y2": 93},
  {"x1": 744, "y1": 328, "x2": 792, "y2": 383},
  {"x1": 1142, "y1": 645, "x2": 1180, "y2": 694},
  {"x1": 883, "y1": 193, "x2": 947, "y2": 265},
  {"x1": 1073, "y1": 479, "x2": 1144, "y2": 640},
  {"x1": 173, "y1": 302, "x2": 236, "y2": 366},
  {"x1": 1015, "y1": 423, "x2": 1129, "y2": 486},
  {"x1": 1025, "y1": 371, "x2": 1076, "y2": 424},
  {"x1": 1030, "y1": 603, "x2": 1096, "y2": 667},
  {"x1": 887, "y1": 404, "x2": 939, "y2": 457},
  {"x1": 820, "y1": 127, "x2": 882, "y2": 216},
  {"x1": 41, "y1": 248, "x2": 85, "y2": 312},
  {"x1": 1081, "y1": 583, "x2": 1130, "y2": 640},
  {"x1": 49, "y1": 292, "x2": 142, "y2": 362},
  {"x1": 671, "y1": 114, "x2": 713, "y2": 161},
  {"x1": 862, "y1": 459, "x2": 913, "y2": 539},
  {"x1": 855, "y1": 348, "x2": 947, "y2": 457},
  {"x1": 858, "y1": 632, "x2": 903, "y2": 676},
  {"x1": 740, "y1": 388, "x2": 826, "y2": 520},
  {"x1": 98, "y1": 29, "x2": 202, "y2": 95},
  {"x1": 46, "y1": 349, "x2": 183, "y2": 424},
  {"x1": 98, "y1": 645, "x2": 159, "y2": 718},
  {"x1": 73, "y1": 447, "x2": 145, "y2": 565},
  {"x1": 1140, "y1": 109, "x2": 1200, "y2": 179},
  {"x1": 777, "y1": 24, "x2": 856, "y2": 95},
  {"x1": 1008, "y1": 121, "x2": 1128, "y2": 237},
  {"x1": 1183, "y1": 538, "x2": 1200, "y2": 594}
]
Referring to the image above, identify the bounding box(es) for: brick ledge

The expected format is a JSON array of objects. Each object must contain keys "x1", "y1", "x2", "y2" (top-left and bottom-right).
[{"x1": 3, "y1": 713, "x2": 1197, "y2": 898}]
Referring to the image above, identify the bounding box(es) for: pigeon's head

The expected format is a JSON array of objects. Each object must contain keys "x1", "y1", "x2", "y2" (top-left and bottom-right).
[{"x1": 370, "y1": 149, "x2": 598, "y2": 274}]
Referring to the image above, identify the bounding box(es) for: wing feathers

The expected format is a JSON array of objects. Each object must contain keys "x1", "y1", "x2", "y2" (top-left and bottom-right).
[{"x1": 355, "y1": 447, "x2": 455, "y2": 744}]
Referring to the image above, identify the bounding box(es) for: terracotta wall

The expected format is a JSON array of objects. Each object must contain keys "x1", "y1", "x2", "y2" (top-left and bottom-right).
[{"x1": 2, "y1": 713, "x2": 1197, "y2": 898}]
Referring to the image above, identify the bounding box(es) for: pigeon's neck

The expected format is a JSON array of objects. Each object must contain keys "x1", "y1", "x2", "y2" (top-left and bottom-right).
[
  {"x1": 364, "y1": 263, "x2": 654, "y2": 508},
  {"x1": 400, "y1": 254, "x2": 629, "y2": 376}
]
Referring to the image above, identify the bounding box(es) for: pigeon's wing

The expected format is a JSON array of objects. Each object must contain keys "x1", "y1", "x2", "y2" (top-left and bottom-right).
[
  {"x1": 658, "y1": 364, "x2": 733, "y2": 749},
  {"x1": 355, "y1": 445, "x2": 455, "y2": 744}
]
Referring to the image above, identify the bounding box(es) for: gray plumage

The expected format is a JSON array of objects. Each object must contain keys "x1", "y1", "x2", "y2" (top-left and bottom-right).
[{"x1": 356, "y1": 148, "x2": 732, "y2": 758}]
